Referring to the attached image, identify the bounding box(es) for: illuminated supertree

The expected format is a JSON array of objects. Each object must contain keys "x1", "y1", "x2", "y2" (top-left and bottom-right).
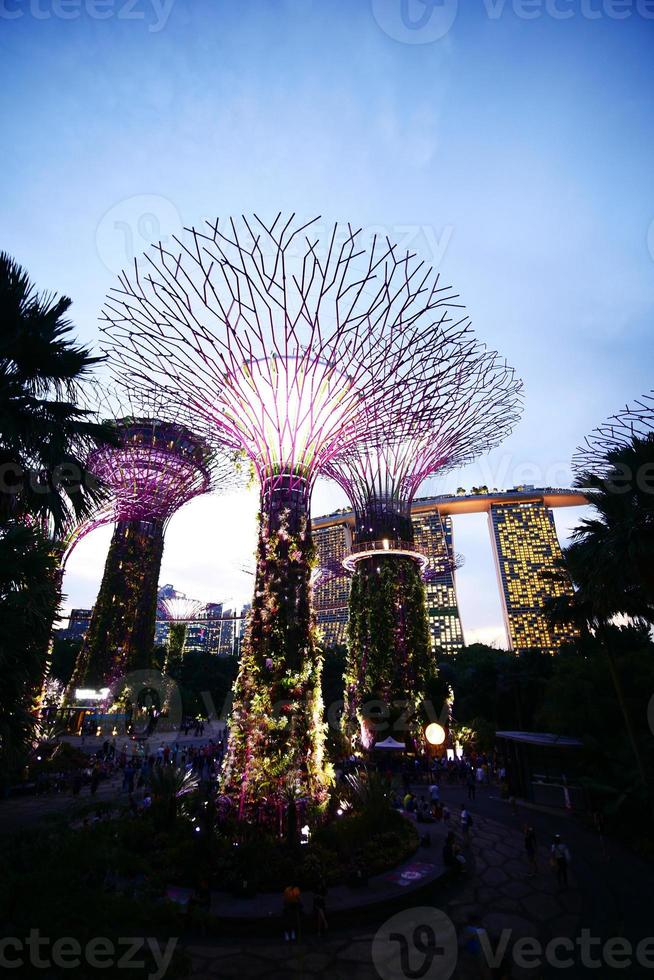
[
  {"x1": 159, "y1": 594, "x2": 207, "y2": 667},
  {"x1": 325, "y1": 329, "x2": 522, "y2": 749},
  {"x1": 573, "y1": 390, "x2": 654, "y2": 479},
  {"x1": 68, "y1": 392, "x2": 225, "y2": 691},
  {"x1": 101, "y1": 213, "x2": 477, "y2": 813}
]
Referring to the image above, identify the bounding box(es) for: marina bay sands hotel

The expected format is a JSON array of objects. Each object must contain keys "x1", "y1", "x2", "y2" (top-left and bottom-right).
[{"x1": 312, "y1": 487, "x2": 587, "y2": 655}]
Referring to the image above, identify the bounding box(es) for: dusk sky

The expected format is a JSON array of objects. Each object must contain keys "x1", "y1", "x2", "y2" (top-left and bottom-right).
[{"x1": 2, "y1": 1, "x2": 653, "y2": 645}]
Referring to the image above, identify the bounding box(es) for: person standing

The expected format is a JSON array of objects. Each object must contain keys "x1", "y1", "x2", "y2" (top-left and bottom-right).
[
  {"x1": 282, "y1": 883, "x2": 302, "y2": 942},
  {"x1": 550, "y1": 834, "x2": 571, "y2": 889},
  {"x1": 313, "y1": 879, "x2": 328, "y2": 937},
  {"x1": 461, "y1": 806, "x2": 473, "y2": 844},
  {"x1": 466, "y1": 769, "x2": 476, "y2": 801},
  {"x1": 524, "y1": 825, "x2": 537, "y2": 877}
]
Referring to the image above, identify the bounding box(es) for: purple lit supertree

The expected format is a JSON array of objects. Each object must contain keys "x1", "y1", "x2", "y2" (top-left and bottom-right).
[
  {"x1": 100, "y1": 213, "x2": 487, "y2": 812},
  {"x1": 573, "y1": 390, "x2": 654, "y2": 479},
  {"x1": 68, "y1": 391, "x2": 227, "y2": 692},
  {"x1": 159, "y1": 593, "x2": 207, "y2": 668},
  {"x1": 325, "y1": 328, "x2": 522, "y2": 749}
]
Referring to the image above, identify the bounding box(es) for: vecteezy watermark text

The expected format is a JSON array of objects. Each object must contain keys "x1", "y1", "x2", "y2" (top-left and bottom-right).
[
  {"x1": 373, "y1": 907, "x2": 654, "y2": 977},
  {"x1": 371, "y1": 0, "x2": 654, "y2": 46},
  {"x1": 0, "y1": 0, "x2": 175, "y2": 32},
  {"x1": 0, "y1": 932, "x2": 178, "y2": 979}
]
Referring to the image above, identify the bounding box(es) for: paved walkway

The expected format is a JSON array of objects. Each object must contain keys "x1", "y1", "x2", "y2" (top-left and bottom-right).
[
  {"x1": 3, "y1": 775, "x2": 651, "y2": 977},
  {"x1": 184, "y1": 789, "x2": 584, "y2": 978}
]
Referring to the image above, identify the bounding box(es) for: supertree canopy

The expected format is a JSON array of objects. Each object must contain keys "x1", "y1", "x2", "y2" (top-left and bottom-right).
[
  {"x1": 573, "y1": 390, "x2": 654, "y2": 479},
  {"x1": 68, "y1": 392, "x2": 224, "y2": 691},
  {"x1": 325, "y1": 325, "x2": 522, "y2": 750},
  {"x1": 101, "y1": 213, "x2": 482, "y2": 814}
]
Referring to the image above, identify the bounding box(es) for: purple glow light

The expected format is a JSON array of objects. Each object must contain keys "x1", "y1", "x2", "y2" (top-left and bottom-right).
[{"x1": 100, "y1": 214, "x2": 475, "y2": 502}]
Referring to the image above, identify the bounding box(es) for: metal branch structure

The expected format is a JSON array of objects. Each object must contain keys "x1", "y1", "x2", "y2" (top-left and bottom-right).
[
  {"x1": 100, "y1": 212, "x2": 495, "y2": 814},
  {"x1": 325, "y1": 326, "x2": 522, "y2": 750},
  {"x1": 573, "y1": 390, "x2": 654, "y2": 479},
  {"x1": 159, "y1": 594, "x2": 207, "y2": 668},
  {"x1": 68, "y1": 389, "x2": 230, "y2": 692}
]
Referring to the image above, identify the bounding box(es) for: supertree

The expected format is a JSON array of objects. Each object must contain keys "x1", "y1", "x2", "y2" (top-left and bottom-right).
[
  {"x1": 325, "y1": 327, "x2": 522, "y2": 750},
  {"x1": 158, "y1": 593, "x2": 207, "y2": 668},
  {"x1": 68, "y1": 391, "x2": 227, "y2": 691},
  {"x1": 573, "y1": 390, "x2": 654, "y2": 478},
  {"x1": 100, "y1": 213, "x2": 482, "y2": 814}
]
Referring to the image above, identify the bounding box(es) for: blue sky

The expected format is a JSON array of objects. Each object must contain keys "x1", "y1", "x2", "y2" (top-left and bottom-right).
[{"x1": 2, "y1": 0, "x2": 653, "y2": 643}]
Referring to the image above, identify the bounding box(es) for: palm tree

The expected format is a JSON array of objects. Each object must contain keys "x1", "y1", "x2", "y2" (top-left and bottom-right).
[
  {"x1": 547, "y1": 435, "x2": 654, "y2": 815},
  {"x1": 147, "y1": 764, "x2": 199, "y2": 825},
  {"x1": 0, "y1": 252, "x2": 113, "y2": 535},
  {"x1": 571, "y1": 434, "x2": 654, "y2": 617},
  {"x1": 0, "y1": 255, "x2": 114, "y2": 787}
]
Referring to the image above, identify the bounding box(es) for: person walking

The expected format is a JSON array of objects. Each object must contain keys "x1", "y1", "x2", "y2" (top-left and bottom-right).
[
  {"x1": 524, "y1": 825, "x2": 537, "y2": 877},
  {"x1": 90, "y1": 766, "x2": 100, "y2": 796},
  {"x1": 466, "y1": 769, "x2": 476, "y2": 801},
  {"x1": 550, "y1": 834, "x2": 571, "y2": 889},
  {"x1": 460, "y1": 806, "x2": 473, "y2": 844},
  {"x1": 313, "y1": 879, "x2": 328, "y2": 937}
]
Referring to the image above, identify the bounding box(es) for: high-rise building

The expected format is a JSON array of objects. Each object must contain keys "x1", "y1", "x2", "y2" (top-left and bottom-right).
[
  {"x1": 69, "y1": 590, "x2": 244, "y2": 657},
  {"x1": 312, "y1": 519, "x2": 352, "y2": 648},
  {"x1": 313, "y1": 506, "x2": 464, "y2": 654},
  {"x1": 59, "y1": 608, "x2": 93, "y2": 640},
  {"x1": 488, "y1": 500, "x2": 578, "y2": 653},
  {"x1": 313, "y1": 487, "x2": 585, "y2": 656},
  {"x1": 412, "y1": 511, "x2": 464, "y2": 655}
]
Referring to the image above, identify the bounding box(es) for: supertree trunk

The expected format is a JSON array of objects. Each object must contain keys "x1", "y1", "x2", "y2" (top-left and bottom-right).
[
  {"x1": 221, "y1": 473, "x2": 330, "y2": 815},
  {"x1": 343, "y1": 528, "x2": 432, "y2": 752},
  {"x1": 165, "y1": 622, "x2": 188, "y2": 670},
  {"x1": 69, "y1": 518, "x2": 164, "y2": 689}
]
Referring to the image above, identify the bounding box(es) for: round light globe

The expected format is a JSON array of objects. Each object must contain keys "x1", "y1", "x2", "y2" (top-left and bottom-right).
[{"x1": 425, "y1": 722, "x2": 446, "y2": 746}]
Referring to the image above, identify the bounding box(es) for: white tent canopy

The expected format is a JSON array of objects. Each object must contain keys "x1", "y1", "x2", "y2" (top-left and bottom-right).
[{"x1": 374, "y1": 736, "x2": 406, "y2": 750}]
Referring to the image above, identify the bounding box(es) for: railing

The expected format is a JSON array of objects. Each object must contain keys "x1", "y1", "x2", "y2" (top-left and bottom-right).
[{"x1": 343, "y1": 538, "x2": 429, "y2": 572}]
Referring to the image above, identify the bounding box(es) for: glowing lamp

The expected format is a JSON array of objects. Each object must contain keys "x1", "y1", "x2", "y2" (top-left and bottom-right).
[{"x1": 425, "y1": 722, "x2": 446, "y2": 746}]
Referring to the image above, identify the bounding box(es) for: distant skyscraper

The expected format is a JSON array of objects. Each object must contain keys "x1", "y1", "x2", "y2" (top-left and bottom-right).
[
  {"x1": 412, "y1": 511, "x2": 464, "y2": 656},
  {"x1": 313, "y1": 506, "x2": 463, "y2": 654},
  {"x1": 488, "y1": 500, "x2": 578, "y2": 653},
  {"x1": 313, "y1": 520, "x2": 353, "y2": 648},
  {"x1": 61, "y1": 609, "x2": 93, "y2": 641},
  {"x1": 314, "y1": 488, "x2": 585, "y2": 656}
]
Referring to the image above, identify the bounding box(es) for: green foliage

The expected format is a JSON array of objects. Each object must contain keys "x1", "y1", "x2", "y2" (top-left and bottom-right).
[
  {"x1": 49, "y1": 636, "x2": 82, "y2": 686},
  {"x1": 0, "y1": 255, "x2": 114, "y2": 786},
  {"x1": 147, "y1": 764, "x2": 199, "y2": 827},
  {"x1": 222, "y1": 507, "x2": 331, "y2": 810},
  {"x1": 0, "y1": 252, "x2": 114, "y2": 533},
  {"x1": 442, "y1": 643, "x2": 554, "y2": 735},
  {"x1": 446, "y1": 627, "x2": 654, "y2": 843},
  {"x1": 344, "y1": 555, "x2": 433, "y2": 749},
  {"x1": 0, "y1": 523, "x2": 60, "y2": 789},
  {"x1": 0, "y1": 819, "x2": 192, "y2": 977},
  {"x1": 565, "y1": 434, "x2": 654, "y2": 623},
  {"x1": 171, "y1": 650, "x2": 238, "y2": 718},
  {"x1": 70, "y1": 521, "x2": 164, "y2": 688}
]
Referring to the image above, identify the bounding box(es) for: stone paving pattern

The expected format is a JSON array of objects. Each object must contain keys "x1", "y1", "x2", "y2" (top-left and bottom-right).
[
  {"x1": 185, "y1": 788, "x2": 582, "y2": 978},
  {"x1": 0, "y1": 773, "x2": 619, "y2": 978}
]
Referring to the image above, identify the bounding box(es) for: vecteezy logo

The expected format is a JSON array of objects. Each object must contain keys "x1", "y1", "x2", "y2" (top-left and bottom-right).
[
  {"x1": 372, "y1": 907, "x2": 457, "y2": 979},
  {"x1": 96, "y1": 194, "x2": 183, "y2": 274},
  {"x1": 371, "y1": 0, "x2": 459, "y2": 44}
]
